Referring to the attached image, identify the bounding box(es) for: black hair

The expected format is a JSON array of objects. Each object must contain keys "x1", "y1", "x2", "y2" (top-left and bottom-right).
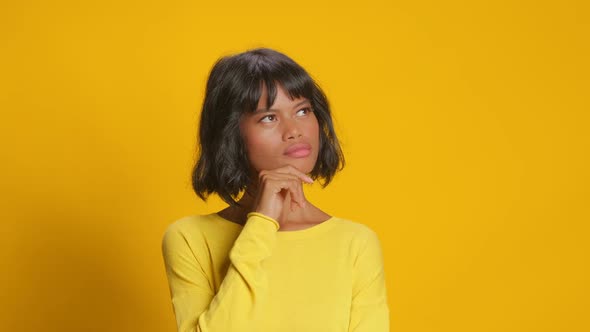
[{"x1": 192, "y1": 47, "x2": 345, "y2": 206}]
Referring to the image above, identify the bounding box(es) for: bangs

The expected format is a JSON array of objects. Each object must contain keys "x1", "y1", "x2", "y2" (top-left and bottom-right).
[
  {"x1": 240, "y1": 57, "x2": 315, "y2": 113},
  {"x1": 193, "y1": 47, "x2": 345, "y2": 205}
]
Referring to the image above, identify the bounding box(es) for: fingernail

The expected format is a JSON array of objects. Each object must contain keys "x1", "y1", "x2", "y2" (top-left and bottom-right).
[{"x1": 305, "y1": 176, "x2": 314, "y2": 183}]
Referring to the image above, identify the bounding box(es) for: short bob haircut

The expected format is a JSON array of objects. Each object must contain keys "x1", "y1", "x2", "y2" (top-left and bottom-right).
[{"x1": 192, "y1": 47, "x2": 345, "y2": 206}]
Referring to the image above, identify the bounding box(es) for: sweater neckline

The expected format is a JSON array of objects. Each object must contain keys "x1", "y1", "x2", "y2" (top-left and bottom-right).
[{"x1": 210, "y1": 212, "x2": 338, "y2": 240}]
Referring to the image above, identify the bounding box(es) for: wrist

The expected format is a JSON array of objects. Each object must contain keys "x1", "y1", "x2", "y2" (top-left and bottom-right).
[{"x1": 247, "y1": 212, "x2": 280, "y2": 230}]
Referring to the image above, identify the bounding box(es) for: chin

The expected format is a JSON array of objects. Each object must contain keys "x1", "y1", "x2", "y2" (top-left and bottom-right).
[
  {"x1": 291, "y1": 158, "x2": 317, "y2": 174},
  {"x1": 275, "y1": 152, "x2": 318, "y2": 174}
]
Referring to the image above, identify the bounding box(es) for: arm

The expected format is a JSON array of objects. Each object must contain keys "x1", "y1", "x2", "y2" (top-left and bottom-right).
[
  {"x1": 161, "y1": 212, "x2": 279, "y2": 332},
  {"x1": 349, "y1": 229, "x2": 390, "y2": 332}
]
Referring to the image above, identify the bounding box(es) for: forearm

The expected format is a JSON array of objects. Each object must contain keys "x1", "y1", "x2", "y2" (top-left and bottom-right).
[{"x1": 166, "y1": 213, "x2": 279, "y2": 332}]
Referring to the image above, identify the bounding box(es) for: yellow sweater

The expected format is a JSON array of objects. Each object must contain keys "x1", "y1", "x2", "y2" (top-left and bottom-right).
[{"x1": 161, "y1": 212, "x2": 390, "y2": 332}]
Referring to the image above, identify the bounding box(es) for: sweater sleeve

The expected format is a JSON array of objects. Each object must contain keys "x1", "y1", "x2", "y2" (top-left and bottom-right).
[
  {"x1": 161, "y1": 212, "x2": 280, "y2": 332},
  {"x1": 349, "y1": 228, "x2": 390, "y2": 332}
]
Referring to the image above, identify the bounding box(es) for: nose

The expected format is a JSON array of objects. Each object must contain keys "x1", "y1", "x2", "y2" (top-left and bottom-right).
[{"x1": 282, "y1": 118, "x2": 302, "y2": 141}]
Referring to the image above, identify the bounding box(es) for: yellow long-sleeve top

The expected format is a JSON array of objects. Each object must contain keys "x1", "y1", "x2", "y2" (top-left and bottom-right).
[{"x1": 161, "y1": 211, "x2": 390, "y2": 332}]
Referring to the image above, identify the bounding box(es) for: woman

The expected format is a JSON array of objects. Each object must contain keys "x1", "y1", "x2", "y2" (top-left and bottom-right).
[{"x1": 161, "y1": 47, "x2": 389, "y2": 332}]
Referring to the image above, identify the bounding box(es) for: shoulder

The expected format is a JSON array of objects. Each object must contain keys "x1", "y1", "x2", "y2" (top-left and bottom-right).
[
  {"x1": 330, "y1": 217, "x2": 384, "y2": 251},
  {"x1": 161, "y1": 213, "x2": 240, "y2": 250},
  {"x1": 161, "y1": 214, "x2": 219, "y2": 251},
  {"x1": 332, "y1": 217, "x2": 381, "y2": 238},
  {"x1": 332, "y1": 218, "x2": 386, "y2": 278},
  {"x1": 162, "y1": 214, "x2": 209, "y2": 237}
]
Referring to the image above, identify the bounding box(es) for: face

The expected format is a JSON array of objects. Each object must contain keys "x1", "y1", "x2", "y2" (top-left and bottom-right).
[{"x1": 239, "y1": 83, "x2": 320, "y2": 176}]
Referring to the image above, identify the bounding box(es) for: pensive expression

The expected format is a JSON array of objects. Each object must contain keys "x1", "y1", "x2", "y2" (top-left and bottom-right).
[{"x1": 239, "y1": 82, "x2": 320, "y2": 176}]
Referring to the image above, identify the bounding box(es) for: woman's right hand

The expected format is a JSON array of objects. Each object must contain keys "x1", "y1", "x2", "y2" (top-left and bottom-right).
[{"x1": 252, "y1": 165, "x2": 314, "y2": 224}]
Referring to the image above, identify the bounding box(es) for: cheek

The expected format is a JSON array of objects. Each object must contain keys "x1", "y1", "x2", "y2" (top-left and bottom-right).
[
  {"x1": 308, "y1": 118, "x2": 320, "y2": 144},
  {"x1": 240, "y1": 122, "x2": 259, "y2": 153},
  {"x1": 241, "y1": 127, "x2": 281, "y2": 166},
  {"x1": 243, "y1": 130, "x2": 270, "y2": 153}
]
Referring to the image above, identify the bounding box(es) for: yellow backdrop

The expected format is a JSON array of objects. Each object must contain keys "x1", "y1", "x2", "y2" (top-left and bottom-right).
[{"x1": 2, "y1": 0, "x2": 588, "y2": 331}]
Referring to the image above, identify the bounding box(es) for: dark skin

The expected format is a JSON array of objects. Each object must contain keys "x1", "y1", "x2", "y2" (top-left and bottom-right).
[
  {"x1": 217, "y1": 166, "x2": 332, "y2": 231},
  {"x1": 218, "y1": 83, "x2": 331, "y2": 230}
]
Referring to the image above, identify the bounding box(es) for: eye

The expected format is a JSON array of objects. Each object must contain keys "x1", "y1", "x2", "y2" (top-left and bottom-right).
[
  {"x1": 259, "y1": 114, "x2": 277, "y2": 123},
  {"x1": 296, "y1": 107, "x2": 312, "y2": 116}
]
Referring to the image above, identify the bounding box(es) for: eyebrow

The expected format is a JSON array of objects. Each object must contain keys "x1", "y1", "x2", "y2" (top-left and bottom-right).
[{"x1": 254, "y1": 99, "x2": 311, "y2": 114}]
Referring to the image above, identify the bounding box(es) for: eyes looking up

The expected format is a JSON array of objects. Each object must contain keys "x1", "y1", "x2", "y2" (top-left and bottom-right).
[{"x1": 258, "y1": 107, "x2": 314, "y2": 124}]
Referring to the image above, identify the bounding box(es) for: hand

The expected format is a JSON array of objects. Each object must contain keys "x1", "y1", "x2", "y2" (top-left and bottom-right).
[{"x1": 252, "y1": 165, "x2": 314, "y2": 224}]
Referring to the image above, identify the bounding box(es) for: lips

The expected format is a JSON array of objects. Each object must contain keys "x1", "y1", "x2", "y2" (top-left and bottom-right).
[{"x1": 284, "y1": 143, "x2": 312, "y2": 158}]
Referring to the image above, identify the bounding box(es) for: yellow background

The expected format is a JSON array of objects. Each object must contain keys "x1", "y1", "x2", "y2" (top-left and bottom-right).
[{"x1": 1, "y1": 1, "x2": 588, "y2": 331}]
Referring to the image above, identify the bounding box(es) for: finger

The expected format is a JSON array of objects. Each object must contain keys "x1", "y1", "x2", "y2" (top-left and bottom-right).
[
  {"x1": 274, "y1": 165, "x2": 314, "y2": 184},
  {"x1": 287, "y1": 179, "x2": 306, "y2": 209},
  {"x1": 286, "y1": 191, "x2": 298, "y2": 212},
  {"x1": 258, "y1": 172, "x2": 307, "y2": 211},
  {"x1": 273, "y1": 175, "x2": 307, "y2": 209},
  {"x1": 260, "y1": 172, "x2": 301, "y2": 183},
  {"x1": 259, "y1": 171, "x2": 306, "y2": 186},
  {"x1": 295, "y1": 176, "x2": 307, "y2": 207},
  {"x1": 285, "y1": 189, "x2": 305, "y2": 213},
  {"x1": 268, "y1": 178, "x2": 305, "y2": 209}
]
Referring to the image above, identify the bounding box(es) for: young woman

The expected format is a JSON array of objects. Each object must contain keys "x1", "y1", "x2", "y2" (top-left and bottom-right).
[{"x1": 161, "y1": 47, "x2": 389, "y2": 332}]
